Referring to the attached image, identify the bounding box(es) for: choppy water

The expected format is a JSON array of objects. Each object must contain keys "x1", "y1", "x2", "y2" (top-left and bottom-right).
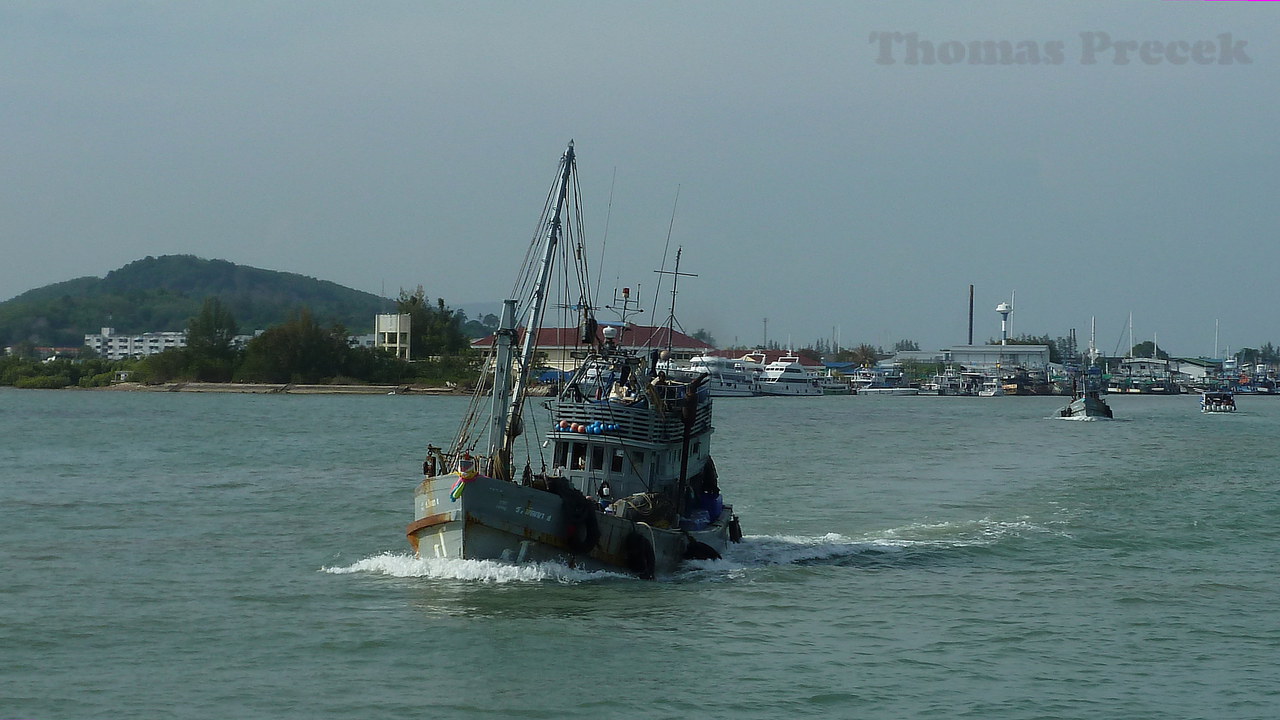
[{"x1": 2, "y1": 388, "x2": 1277, "y2": 719}]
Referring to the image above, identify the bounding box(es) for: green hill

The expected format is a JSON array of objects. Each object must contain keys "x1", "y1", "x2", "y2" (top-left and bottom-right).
[{"x1": 0, "y1": 255, "x2": 393, "y2": 347}]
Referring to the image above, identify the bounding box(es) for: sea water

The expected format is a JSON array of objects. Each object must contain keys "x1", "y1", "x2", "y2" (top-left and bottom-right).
[{"x1": 2, "y1": 388, "x2": 1277, "y2": 719}]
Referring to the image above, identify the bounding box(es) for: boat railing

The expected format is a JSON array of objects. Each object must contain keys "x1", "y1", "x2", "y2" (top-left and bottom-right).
[{"x1": 552, "y1": 398, "x2": 712, "y2": 442}]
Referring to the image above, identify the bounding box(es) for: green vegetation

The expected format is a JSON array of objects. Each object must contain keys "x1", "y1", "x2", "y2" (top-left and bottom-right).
[
  {"x1": 0, "y1": 255, "x2": 392, "y2": 347},
  {"x1": 4, "y1": 304, "x2": 480, "y2": 389},
  {"x1": 1128, "y1": 340, "x2": 1169, "y2": 360},
  {"x1": 2, "y1": 263, "x2": 486, "y2": 389},
  {"x1": 395, "y1": 286, "x2": 472, "y2": 357},
  {"x1": 1, "y1": 354, "x2": 120, "y2": 389}
]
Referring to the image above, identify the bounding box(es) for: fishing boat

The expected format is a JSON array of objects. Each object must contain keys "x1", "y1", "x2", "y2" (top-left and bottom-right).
[
  {"x1": 1057, "y1": 368, "x2": 1113, "y2": 419},
  {"x1": 1058, "y1": 320, "x2": 1113, "y2": 419},
  {"x1": 406, "y1": 142, "x2": 742, "y2": 578},
  {"x1": 1201, "y1": 391, "x2": 1236, "y2": 413}
]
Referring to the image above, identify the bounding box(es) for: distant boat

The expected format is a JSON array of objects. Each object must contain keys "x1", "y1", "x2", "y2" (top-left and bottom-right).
[
  {"x1": 923, "y1": 366, "x2": 970, "y2": 396},
  {"x1": 1059, "y1": 321, "x2": 1112, "y2": 419},
  {"x1": 1201, "y1": 391, "x2": 1236, "y2": 413},
  {"x1": 850, "y1": 366, "x2": 917, "y2": 395},
  {"x1": 1057, "y1": 368, "x2": 1113, "y2": 419},
  {"x1": 816, "y1": 369, "x2": 852, "y2": 395},
  {"x1": 688, "y1": 355, "x2": 760, "y2": 397},
  {"x1": 977, "y1": 375, "x2": 1004, "y2": 397},
  {"x1": 755, "y1": 355, "x2": 823, "y2": 396}
]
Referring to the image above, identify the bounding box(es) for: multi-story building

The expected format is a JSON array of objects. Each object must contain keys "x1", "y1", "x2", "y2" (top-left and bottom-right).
[
  {"x1": 375, "y1": 314, "x2": 412, "y2": 359},
  {"x1": 83, "y1": 327, "x2": 187, "y2": 360}
]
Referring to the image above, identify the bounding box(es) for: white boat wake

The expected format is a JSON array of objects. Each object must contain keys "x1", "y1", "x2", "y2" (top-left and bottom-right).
[{"x1": 326, "y1": 517, "x2": 1061, "y2": 582}]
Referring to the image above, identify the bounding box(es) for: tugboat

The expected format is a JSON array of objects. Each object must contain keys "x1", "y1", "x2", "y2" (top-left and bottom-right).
[{"x1": 406, "y1": 142, "x2": 741, "y2": 578}]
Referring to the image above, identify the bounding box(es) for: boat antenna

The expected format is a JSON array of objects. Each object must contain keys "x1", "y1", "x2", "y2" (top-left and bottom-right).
[
  {"x1": 653, "y1": 246, "x2": 696, "y2": 353},
  {"x1": 593, "y1": 166, "x2": 617, "y2": 303},
  {"x1": 604, "y1": 283, "x2": 645, "y2": 328},
  {"x1": 649, "y1": 185, "x2": 681, "y2": 321}
]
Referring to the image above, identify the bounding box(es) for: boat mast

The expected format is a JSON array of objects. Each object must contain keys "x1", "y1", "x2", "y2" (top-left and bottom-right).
[
  {"x1": 493, "y1": 141, "x2": 576, "y2": 481},
  {"x1": 1088, "y1": 317, "x2": 1098, "y2": 366},
  {"x1": 486, "y1": 298, "x2": 518, "y2": 472}
]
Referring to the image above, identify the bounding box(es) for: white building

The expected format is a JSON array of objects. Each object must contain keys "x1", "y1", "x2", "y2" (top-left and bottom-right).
[
  {"x1": 943, "y1": 344, "x2": 1050, "y2": 370},
  {"x1": 84, "y1": 327, "x2": 188, "y2": 360},
  {"x1": 375, "y1": 314, "x2": 412, "y2": 359}
]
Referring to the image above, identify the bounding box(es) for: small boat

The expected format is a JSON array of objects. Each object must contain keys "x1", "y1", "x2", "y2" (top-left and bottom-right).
[
  {"x1": 977, "y1": 375, "x2": 1004, "y2": 397},
  {"x1": 817, "y1": 369, "x2": 852, "y2": 395},
  {"x1": 1058, "y1": 322, "x2": 1112, "y2": 419},
  {"x1": 1058, "y1": 368, "x2": 1112, "y2": 419},
  {"x1": 925, "y1": 366, "x2": 968, "y2": 396},
  {"x1": 1201, "y1": 391, "x2": 1236, "y2": 413},
  {"x1": 406, "y1": 142, "x2": 741, "y2": 578},
  {"x1": 850, "y1": 366, "x2": 917, "y2": 395}
]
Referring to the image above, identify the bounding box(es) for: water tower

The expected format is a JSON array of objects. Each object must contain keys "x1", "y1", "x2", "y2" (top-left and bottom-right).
[{"x1": 996, "y1": 301, "x2": 1012, "y2": 345}]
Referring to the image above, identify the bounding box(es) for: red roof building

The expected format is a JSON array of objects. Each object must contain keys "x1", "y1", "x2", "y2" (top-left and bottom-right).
[{"x1": 472, "y1": 323, "x2": 714, "y2": 372}]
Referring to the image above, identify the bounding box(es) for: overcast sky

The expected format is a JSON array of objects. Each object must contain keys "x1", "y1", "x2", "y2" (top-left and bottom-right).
[{"x1": 3, "y1": 2, "x2": 1276, "y2": 356}]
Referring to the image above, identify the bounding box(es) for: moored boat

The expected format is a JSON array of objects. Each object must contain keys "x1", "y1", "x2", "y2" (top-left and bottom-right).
[
  {"x1": 406, "y1": 142, "x2": 742, "y2": 578},
  {"x1": 817, "y1": 368, "x2": 852, "y2": 395},
  {"x1": 755, "y1": 354, "x2": 823, "y2": 396},
  {"x1": 687, "y1": 354, "x2": 760, "y2": 396}
]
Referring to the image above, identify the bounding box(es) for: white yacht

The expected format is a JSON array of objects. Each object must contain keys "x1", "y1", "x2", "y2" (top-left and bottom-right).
[
  {"x1": 687, "y1": 354, "x2": 760, "y2": 397},
  {"x1": 755, "y1": 355, "x2": 823, "y2": 396}
]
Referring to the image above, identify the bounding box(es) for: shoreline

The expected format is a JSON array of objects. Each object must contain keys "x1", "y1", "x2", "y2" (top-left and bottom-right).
[{"x1": 93, "y1": 381, "x2": 463, "y2": 395}]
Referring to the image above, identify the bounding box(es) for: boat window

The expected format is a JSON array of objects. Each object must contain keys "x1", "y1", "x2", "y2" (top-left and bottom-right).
[
  {"x1": 630, "y1": 451, "x2": 645, "y2": 475},
  {"x1": 591, "y1": 445, "x2": 605, "y2": 471},
  {"x1": 611, "y1": 449, "x2": 625, "y2": 473},
  {"x1": 553, "y1": 442, "x2": 567, "y2": 468},
  {"x1": 571, "y1": 443, "x2": 587, "y2": 470}
]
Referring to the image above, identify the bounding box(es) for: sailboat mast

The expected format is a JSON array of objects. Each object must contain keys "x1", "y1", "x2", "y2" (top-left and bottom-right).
[{"x1": 495, "y1": 141, "x2": 576, "y2": 480}]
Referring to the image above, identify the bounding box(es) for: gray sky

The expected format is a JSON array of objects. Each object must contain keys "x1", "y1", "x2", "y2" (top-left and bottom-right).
[{"x1": 4, "y1": 2, "x2": 1276, "y2": 357}]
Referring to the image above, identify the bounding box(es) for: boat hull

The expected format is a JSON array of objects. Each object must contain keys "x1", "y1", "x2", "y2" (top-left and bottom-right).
[
  {"x1": 1058, "y1": 396, "x2": 1113, "y2": 419},
  {"x1": 408, "y1": 473, "x2": 735, "y2": 577}
]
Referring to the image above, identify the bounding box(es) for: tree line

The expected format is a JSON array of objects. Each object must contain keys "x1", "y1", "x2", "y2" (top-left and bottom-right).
[{"x1": 2, "y1": 292, "x2": 486, "y2": 389}]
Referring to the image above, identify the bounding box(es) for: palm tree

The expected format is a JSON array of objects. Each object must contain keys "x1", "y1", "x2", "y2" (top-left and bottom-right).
[{"x1": 850, "y1": 344, "x2": 880, "y2": 367}]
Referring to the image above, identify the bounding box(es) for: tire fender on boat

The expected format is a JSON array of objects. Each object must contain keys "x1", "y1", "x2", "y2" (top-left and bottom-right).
[
  {"x1": 684, "y1": 539, "x2": 721, "y2": 561},
  {"x1": 624, "y1": 530, "x2": 656, "y2": 580},
  {"x1": 554, "y1": 480, "x2": 601, "y2": 554}
]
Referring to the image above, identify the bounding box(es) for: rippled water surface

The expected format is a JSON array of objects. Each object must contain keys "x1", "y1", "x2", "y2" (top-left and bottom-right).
[{"x1": 2, "y1": 388, "x2": 1277, "y2": 719}]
